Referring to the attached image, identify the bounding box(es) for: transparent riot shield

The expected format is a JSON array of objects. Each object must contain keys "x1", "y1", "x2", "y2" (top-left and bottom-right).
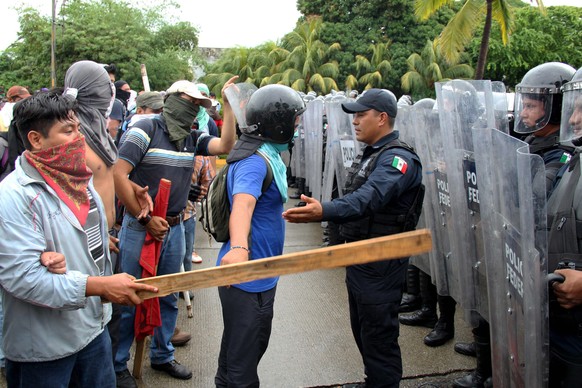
[
  {"x1": 322, "y1": 94, "x2": 360, "y2": 202},
  {"x1": 435, "y1": 79, "x2": 502, "y2": 323},
  {"x1": 397, "y1": 104, "x2": 432, "y2": 275},
  {"x1": 410, "y1": 102, "x2": 459, "y2": 296},
  {"x1": 293, "y1": 112, "x2": 306, "y2": 184},
  {"x1": 474, "y1": 127, "x2": 548, "y2": 388},
  {"x1": 223, "y1": 82, "x2": 258, "y2": 130},
  {"x1": 302, "y1": 98, "x2": 324, "y2": 201}
]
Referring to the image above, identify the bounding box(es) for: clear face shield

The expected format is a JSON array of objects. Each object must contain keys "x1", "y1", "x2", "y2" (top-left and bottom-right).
[
  {"x1": 560, "y1": 81, "x2": 582, "y2": 142},
  {"x1": 513, "y1": 88, "x2": 555, "y2": 134}
]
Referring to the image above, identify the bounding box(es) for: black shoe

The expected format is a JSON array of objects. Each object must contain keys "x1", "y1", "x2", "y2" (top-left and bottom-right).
[
  {"x1": 115, "y1": 369, "x2": 137, "y2": 388},
  {"x1": 452, "y1": 370, "x2": 489, "y2": 388},
  {"x1": 151, "y1": 360, "x2": 193, "y2": 380},
  {"x1": 399, "y1": 293, "x2": 422, "y2": 313},
  {"x1": 424, "y1": 319, "x2": 454, "y2": 347},
  {"x1": 399, "y1": 306, "x2": 437, "y2": 328},
  {"x1": 454, "y1": 341, "x2": 477, "y2": 357}
]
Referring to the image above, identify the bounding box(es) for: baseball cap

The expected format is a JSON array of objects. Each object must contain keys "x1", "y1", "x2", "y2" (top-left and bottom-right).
[
  {"x1": 341, "y1": 89, "x2": 398, "y2": 118},
  {"x1": 166, "y1": 80, "x2": 212, "y2": 109},
  {"x1": 136, "y1": 91, "x2": 164, "y2": 110}
]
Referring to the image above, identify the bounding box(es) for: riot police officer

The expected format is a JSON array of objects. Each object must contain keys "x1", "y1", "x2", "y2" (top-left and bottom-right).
[
  {"x1": 453, "y1": 62, "x2": 575, "y2": 388},
  {"x1": 546, "y1": 65, "x2": 582, "y2": 387},
  {"x1": 283, "y1": 89, "x2": 424, "y2": 388}
]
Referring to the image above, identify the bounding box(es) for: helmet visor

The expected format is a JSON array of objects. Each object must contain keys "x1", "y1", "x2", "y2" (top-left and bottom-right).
[
  {"x1": 560, "y1": 81, "x2": 582, "y2": 142},
  {"x1": 514, "y1": 90, "x2": 554, "y2": 134}
]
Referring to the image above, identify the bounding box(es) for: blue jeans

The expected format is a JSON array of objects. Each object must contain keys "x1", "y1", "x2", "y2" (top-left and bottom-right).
[
  {"x1": 6, "y1": 330, "x2": 114, "y2": 388},
  {"x1": 114, "y1": 214, "x2": 185, "y2": 371},
  {"x1": 183, "y1": 216, "x2": 196, "y2": 272}
]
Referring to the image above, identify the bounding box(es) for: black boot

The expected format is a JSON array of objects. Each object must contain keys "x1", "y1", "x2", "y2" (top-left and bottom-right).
[
  {"x1": 399, "y1": 265, "x2": 421, "y2": 313},
  {"x1": 399, "y1": 271, "x2": 437, "y2": 327},
  {"x1": 424, "y1": 295, "x2": 456, "y2": 347},
  {"x1": 452, "y1": 324, "x2": 492, "y2": 387},
  {"x1": 454, "y1": 341, "x2": 477, "y2": 357},
  {"x1": 290, "y1": 177, "x2": 304, "y2": 199}
]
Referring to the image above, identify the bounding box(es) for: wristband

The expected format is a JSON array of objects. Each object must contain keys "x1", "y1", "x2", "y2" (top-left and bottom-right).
[
  {"x1": 138, "y1": 214, "x2": 152, "y2": 226},
  {"x1": 230, "y1": 245, "x2": 250, "y2": 253}
]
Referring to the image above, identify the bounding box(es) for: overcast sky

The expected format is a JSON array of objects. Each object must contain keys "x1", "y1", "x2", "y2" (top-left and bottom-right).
[{"x1": 0, "y1": 0, "x2": 579, "y2": 51}]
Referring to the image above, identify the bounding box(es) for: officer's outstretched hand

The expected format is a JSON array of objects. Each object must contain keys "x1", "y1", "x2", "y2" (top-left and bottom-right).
[
  {"x1": 553, "y1": 269, "x2": 582, "y2": 309},
  {"x1": 282, "y1": 194, "x2": 323, "y2": 223}
]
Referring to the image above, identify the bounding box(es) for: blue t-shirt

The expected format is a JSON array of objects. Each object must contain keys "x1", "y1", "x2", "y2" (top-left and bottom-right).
[{"x1": 216, "y1": 154, "x2": 284, "y2": 292}]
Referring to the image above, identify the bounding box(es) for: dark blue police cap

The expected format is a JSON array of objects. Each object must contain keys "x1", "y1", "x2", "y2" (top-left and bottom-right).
[{"x1": 341, "y1": 89, "x2": 398, "y2": 118}]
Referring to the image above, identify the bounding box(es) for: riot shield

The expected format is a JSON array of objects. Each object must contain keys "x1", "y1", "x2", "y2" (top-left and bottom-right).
[
  {"x1": 322, "y1": 94, "x2": 360, "y2": 202},
  {"x1": 223, "y1": 82, "x2": 258, "y2": 130},
  {"x1": 397, "y1": 103, "x2": 432, "y2": 276},
  {"x1": 407, "y1": 100, "x2": 459, "y2": 295},
  {"x1": 474, "y1": 127, "x2": 548, "y2": 388},
  {"x1": 435, "y1": 79, "x2": 503, "y2": 323},
  {"x1": 302, "y1": 98, "x2": 324, "y2": 201}
]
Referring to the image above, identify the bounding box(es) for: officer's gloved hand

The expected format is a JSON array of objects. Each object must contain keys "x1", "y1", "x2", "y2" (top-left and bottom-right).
[
  {"x1": 397, "y1": 95, "x2": 413, "y2": 107},
  {"x1": 188, "y1": 184, "x2": 202, "y2": 202}
]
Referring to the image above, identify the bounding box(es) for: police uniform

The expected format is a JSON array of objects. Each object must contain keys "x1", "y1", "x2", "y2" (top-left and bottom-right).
[{"x1": 321, "y1": 130, "x2": 423, "y2": 388}]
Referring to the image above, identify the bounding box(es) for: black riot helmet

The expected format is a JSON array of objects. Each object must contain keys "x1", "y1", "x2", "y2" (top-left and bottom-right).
[
  {"x1": 514, "y1": 62, "x2": 575, "y2": 134},
  {"x1": 244, "y1": 84, "x2": 306, "y2": 144}
]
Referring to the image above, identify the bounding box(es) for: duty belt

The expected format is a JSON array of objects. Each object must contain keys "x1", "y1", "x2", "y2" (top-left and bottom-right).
[{"x1": 166, "y1": 209, "x2": 185, "y2": 227}]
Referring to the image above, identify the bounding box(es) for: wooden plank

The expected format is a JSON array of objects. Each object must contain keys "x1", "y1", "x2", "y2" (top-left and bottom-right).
[
  {"x1": 135, "y1": 229, "x2": 432, "y2": 300},
  {"x1": 132, "y1": 337, "x2": 146, "y2": 379}
]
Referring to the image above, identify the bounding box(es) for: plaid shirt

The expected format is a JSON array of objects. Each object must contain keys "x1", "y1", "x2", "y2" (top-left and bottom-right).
[{"x1": 185, "y1": 156, "x2": 216, "y2": 219}]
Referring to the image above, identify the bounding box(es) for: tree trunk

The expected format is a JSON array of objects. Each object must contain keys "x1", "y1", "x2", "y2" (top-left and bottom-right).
[{"x1": 475, "y1": 0, "x2": 493, "y2": 80}]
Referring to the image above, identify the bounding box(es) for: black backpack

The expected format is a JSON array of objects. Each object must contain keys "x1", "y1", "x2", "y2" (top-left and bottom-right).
[{"x1": 200, "y1": 153, "x2": 273, "y2": 242}]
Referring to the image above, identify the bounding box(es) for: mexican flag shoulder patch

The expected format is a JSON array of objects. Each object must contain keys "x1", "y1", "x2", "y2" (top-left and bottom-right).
[
  {"x1": 391, "y1": 156, "x2": 408, "y2": 174},
  {"x1": 560, "y1": 152, "x2": 572, "y2": 164}
]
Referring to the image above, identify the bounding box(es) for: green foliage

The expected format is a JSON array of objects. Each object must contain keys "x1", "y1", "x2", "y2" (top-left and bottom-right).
[
  {"x1": 468, "y1": 5, "x2": 582, "y2": 89},
  {"x1": 401, "y1": 39, "x2": 474, "y2": 100},
  {"x1": 0, "y1": 0, "x2": 199, "y2": 91}
]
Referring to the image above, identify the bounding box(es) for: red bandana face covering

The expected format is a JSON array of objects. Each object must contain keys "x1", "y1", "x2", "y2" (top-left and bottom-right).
[{"x1": 24, "y1": 134, "x2": 93, "y2": 226}]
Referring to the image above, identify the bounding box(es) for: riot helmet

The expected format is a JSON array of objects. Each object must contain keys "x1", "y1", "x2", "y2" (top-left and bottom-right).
[
  {"x1": 560, "y1": 66, "x2": 582, "y2": 142},
  {"x1": 514, "y1": 62, "x2": 575, "y2": 134},
  {"x1": 413, "y1": 98, "x2": 435, "y2": 110},
  {"x1": 438, "y1": 79, "x2": 482, "y2": 124},
  {"x1": 244, "y1": 84, "x2": 306, "y2": 144}
]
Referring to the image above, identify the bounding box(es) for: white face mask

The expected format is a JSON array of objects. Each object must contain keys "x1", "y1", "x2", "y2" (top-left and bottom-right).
[{"x1": 104, "y1": 82, "x2": 116, "y2": 119}]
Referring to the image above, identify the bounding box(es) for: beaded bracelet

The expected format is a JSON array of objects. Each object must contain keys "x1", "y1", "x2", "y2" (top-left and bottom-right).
[{"x1": 230, "y1": 245, "x2": 250, "y2": 253}]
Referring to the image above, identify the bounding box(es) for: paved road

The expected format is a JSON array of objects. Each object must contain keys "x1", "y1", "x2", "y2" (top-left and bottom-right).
[{"x1": 0, "y1": 197, "x2": 476, "y2": 388}]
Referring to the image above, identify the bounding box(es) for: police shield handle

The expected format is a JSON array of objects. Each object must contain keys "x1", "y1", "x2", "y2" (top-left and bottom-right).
[{"x1": 135, "y1": 229, "x2": 432, "y2": 300}]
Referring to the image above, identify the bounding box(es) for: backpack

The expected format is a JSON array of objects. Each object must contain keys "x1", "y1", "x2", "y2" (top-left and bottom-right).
[{"x1": 200, "y1": 152, "x2": 273, "y2": 242}]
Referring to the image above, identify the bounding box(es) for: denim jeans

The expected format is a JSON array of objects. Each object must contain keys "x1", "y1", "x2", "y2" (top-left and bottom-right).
[
  {"x1": 6, "y1": 330, "x2": 114, "y2": 388},
  {"x1": 113, "y1": 214, "x2": 185, "y2": 371},
  {"x1": 182, "y1": 216, "x2": 196, "y2": 272}
]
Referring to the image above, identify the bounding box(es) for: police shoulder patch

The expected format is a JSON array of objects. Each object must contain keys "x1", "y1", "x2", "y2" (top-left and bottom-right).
[{"x1": 390, "y1": 155, "x2": 408, "y2": 174}]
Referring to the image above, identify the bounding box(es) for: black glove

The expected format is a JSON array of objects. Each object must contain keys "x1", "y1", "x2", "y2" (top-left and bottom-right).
[{"x1": 188, "y1": 183, "x2": 202, "y2": 202}]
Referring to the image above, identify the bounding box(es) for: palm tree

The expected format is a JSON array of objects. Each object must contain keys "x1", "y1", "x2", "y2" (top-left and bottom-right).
[
  {"x1": 350, "y1": 41, "x2": 393, "y2": 90},
  {"x1": 415, "y1": 0, "x2": 544, "y2": 80},
  {"x1": 203, "y1": 44, "x2": 278, "y2": 93},
  {"x1": 401, "y1": 39, "x2": 474, "y2": 99},
  {"x1": 272, "y1": 17, "x2": 340, "y2": 94}
]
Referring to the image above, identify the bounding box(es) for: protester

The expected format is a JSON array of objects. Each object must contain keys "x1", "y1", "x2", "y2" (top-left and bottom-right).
[
  {"x1": 0, "y1": 90, "x2": 157, "y2": 387},
  {"x1": 283, "y1": 88, "x2": 424, "y2": 388},
  {"x1": 112, "y1": 77, "x2": 237, "y2": 387},
  {"x1": 215, "y1": 84, "x2": 306, "y2": 387}
]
